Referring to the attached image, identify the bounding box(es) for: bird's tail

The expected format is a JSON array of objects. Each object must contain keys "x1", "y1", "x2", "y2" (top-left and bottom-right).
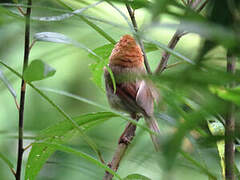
[{"x1": 144, "y1": 116, "x2": 160, "y2": 151}]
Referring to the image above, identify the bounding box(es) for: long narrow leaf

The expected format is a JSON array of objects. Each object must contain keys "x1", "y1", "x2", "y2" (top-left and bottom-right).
[
  {"x1": 0, "y1": 60, "x2": 102, "y2": 164},
  {"x1": 25, "y1": 112, "x2": 116, "y2": 180},
  {"x1": 34, "y1": 142, "x2": 122, "y2": 179},
  {"x1": 31, "y1": 0, "x2": 103, "y2": 21},
  {"x1": 0, "y1": 152, "x2": 15, "y2": 175},
  {"x1": 39, "y1": 87, "x2": 155, "y2": 134}
]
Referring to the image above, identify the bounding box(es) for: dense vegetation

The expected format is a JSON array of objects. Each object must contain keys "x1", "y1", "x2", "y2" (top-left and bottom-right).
[{"x1": 0, "y1": 0, "x2": 239, "y2": 180}]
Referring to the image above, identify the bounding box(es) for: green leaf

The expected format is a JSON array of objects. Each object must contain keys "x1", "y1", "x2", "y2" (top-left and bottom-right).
[
  {"x1": 23, "y1": 60, "x2": 56, "y2": 82},
  {"x1": 124, "y1": 174, "x2": 151, "y2": 180},
  {"x1": 210, "y1": 86, "x2": 240, "y2": 106},
  {"x1": 144, "y1": 38, "x2": 194, "y2": 64},
  {"x1": 143, "y1": 42, "x2": 159, "y2": 53},
  {"x1": 89, "y1": 44, "x2": 114, "y2": 61},
  {"x1": 34, "y1": 32, "x2": 100, "y2": 59},
  {"x1": 89, "y1": 44, "x2": 114, "y2": 90},
  {"x1": 25, "y1": 112, "x2": 117, "y2": 180},
  {"x1": 129, "y1": 0, "x2": 152, "y2": 10},
  {"x1": 34, "y1": 142, "x2": 122, "y2": 180},
  {"x1": 31, "y1": 1, "x2": 103, "y2": 21},
  {"x1": 0, "y1": 152, "x2": 14, "y2": 173},
  {"x1": 207, "y1": 117, "x2": 225, "y2": 180}
]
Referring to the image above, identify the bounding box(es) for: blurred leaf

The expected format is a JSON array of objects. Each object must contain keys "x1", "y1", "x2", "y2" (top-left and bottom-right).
[
  {"x1": 0, "y1": 152, "x2": 14, "y2": 173},
  {"x1": 124, "y1": 173, "x2": 151, "y2": 180},
  {"x1": 34, "y1": 32, "x2": 100, "y2": 59},
  {"x1": 39, "y1": 87, "x2": 153, "y2": 134},
  {"x1": 180, "y1": 151, "x2": 217, "y2": 180},
  {"x1": 33, "y1": 142, "x2": 122, "y2": 180},
  {"x1": 210, "y1": 86, "x2": 240, "y2": 106},
  {"x1": 143, "y1": 42, "x2": 159, "y2": 52},
  {"x1": 129, "y1": 0, "x2": 151, "y2": 10},
  {"x1": 151, "y1": 0, "x2": 172, "y2": 20},
  {"x1": 144, "y1": 38, "x2": 194, "y2": 64},
  {"x1": 56, "y1": 0, "x2": 117, "y2": 44},
  {"x1": 0, "y1": 69, "x2": 17, "y2": 98},
  {"x1": 23, "y1": 60, "x2": 56, "y2": 82},
  {"x1": 25, "y1": 112, "x2": 117, "y2": 180},
  {"x1": 31, "y1": 0, "x2": 103, "y2": 21}
]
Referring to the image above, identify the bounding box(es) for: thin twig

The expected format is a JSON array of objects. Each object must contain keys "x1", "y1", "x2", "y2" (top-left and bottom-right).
[
  {"x1": 166, "y1": 61, "x2": 186, "y2": 69},
  {"x1": 103, "y1": 116, "x2": 140, "y2": 180},
  {"x1": 17, "y1": 7, "x2": 26, "y2": 16},
  {"x1": 125, "y1": 3, "x2": 152, "y2": 74},
  {"x1": 16, "y1": 0, "x2": 32, "y2": 180},
  {"x1": 154, "y1": 0, "x2": 208, "y2": 74},
  {"x1": 225, "y1": 52, "x2": 237, "y2": 180}
]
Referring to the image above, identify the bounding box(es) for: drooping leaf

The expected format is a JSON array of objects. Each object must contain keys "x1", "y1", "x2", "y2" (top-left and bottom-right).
[
  {"x1": 25, "y1": 112, "x2": 117, "y2": 180},
  {"x1": 34, "y1": 32, "x2": 99, "y2": 58},
  {"x1": 33, "y1": 142, "x2": 122, "y2": 180},
  {"x1": 31, "y1": 1, "x2": 103, "y2": 21},
  {"x1": 23, "y1": 60, "x2": 56, "y2": 82},
  {"x1": 124, "y1": 173, "x2": 151, "y2": 180}
]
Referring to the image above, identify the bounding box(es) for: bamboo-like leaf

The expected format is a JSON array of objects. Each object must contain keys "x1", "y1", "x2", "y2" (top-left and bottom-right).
[
  {"x1": 33, "y1": 142, "x2": 122, "y2": 180},
  {"x1": 25, "y1": 112, "x2": 116, "y2": 180},
  {"x1": 0, "y1": 60, "x2": 103, "y2": 169},
  {"x1": 31, "y1": 0, "x2": 103, "y2": 21},
  {"x1": 34, "y1": 32, "x2": 100, "y2": 59},
  {"x1": 144, "y1": 37, "x2": 194, "y2": 64}
]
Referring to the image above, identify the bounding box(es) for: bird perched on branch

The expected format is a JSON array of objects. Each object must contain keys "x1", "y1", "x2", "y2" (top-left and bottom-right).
[{"x1": 104, "y1": 34, "x2": 160, "y2": 151}]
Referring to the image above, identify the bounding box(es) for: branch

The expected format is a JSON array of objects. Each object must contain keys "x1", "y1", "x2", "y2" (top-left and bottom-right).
[
  {"x1": 16, "y1": 0, "x2": 32, "y2": 180},
  {"x1": 103, "y1": 116, "x2": 140, "y2": 180},
  {"x1": 125, "y1": 3, "x2": 152, "y2": 74},
  {"x1": 154, "y1": 0, "x2": 208, "y2": 74},
  {"x1": 225, "y1": 52, "x2": 237, "y2": 180}
]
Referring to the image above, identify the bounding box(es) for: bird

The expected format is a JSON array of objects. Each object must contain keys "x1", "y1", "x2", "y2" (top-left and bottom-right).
[{"x1": 104, "y1": 34, "x2": 160, "y2": 151}]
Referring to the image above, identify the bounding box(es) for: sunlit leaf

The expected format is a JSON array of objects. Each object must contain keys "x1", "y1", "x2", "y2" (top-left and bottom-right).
[
  {"x1": 23, "y1": 60, "x2": 56, "y2": 82},
  {"x1": 207, "y1": 117, "x2": 225, "y2": 179},
  {"x1": 210, "y1": 86, "x2": 240, "y2": 106}
]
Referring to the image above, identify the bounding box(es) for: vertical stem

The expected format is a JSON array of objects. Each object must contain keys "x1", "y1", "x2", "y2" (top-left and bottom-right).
[
  {"x1": 103, "y1": 116, "x2": 140, "y2": 180},
  {"x1": 225, "y1": 52, "x2": 236, "y2": 180},
  {"x1": 16, "y1": 1, "x2": 32, "y2": 179},
  {"x1": 125, "y1": 3, "x2": 152, "y2": 74}
]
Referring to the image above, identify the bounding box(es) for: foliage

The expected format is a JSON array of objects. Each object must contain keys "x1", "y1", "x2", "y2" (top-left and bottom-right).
[{"x1": 0, "y1": 0, "x2": 239, "y2": 180}]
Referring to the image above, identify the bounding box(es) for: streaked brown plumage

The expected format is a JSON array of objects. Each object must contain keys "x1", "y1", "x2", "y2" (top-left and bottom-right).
[{"x1": 104, "y1": 34, "x2": 160, "y2": 151}]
